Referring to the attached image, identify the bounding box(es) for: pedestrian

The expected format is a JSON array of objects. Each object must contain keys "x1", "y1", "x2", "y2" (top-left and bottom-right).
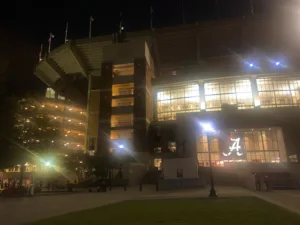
[
  {"x1": 254, "y1": 173, "x2": 261, "y2": 191},
  {"x1": 103, "y1": 179, "x2": 107, "y2": 192},
  {"x1": 264, "y1": 175, "x2": 270, "y2": 191}
]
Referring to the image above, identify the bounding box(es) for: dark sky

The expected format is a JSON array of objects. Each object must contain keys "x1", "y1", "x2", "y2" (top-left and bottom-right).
[{"x1": 0, "y1": 0, "x2": 284, "y2": 96}]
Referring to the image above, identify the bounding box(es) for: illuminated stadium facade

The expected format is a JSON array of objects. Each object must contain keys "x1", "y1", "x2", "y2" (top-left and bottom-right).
[{"x1": 34, "y1": 16, "x2": 300, "y2": 186}]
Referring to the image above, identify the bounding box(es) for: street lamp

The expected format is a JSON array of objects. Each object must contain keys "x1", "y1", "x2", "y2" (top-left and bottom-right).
[
  {"x1": 199, "y1": 122, "x2": 218, "y2": 198},
  {"x1": 45, "y1": 161, "x2": 52, "y2": 167}
]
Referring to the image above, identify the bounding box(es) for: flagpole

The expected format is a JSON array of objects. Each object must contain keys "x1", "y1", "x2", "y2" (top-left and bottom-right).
[
  {"x1": 39, "y1": 44, "x2": 43, "y2": 61},
  {"x1": 48, "y1": 32, "x2": 54, "y2": 53},
  {"x1": 215, "y1": 0, "x2": 220, "y2": 20},
  {"x1": 150, "y1": 6, "x2": 153, "y2": 30},
  {"x1": 119, "y1": 12, "x2": 123, "y2": 34},
  {"x1": 89, "y1": 16, "x2": 93, "y2": 38},
  {"x1": 181, "y1": 0, "x2": 185, "y2": 24},
  {"x1": 65, "y1": 22, "x2": 68, "y2": 43},
  {"x1": 250, "y1": 0, "x2": 254, "y2": 15}
]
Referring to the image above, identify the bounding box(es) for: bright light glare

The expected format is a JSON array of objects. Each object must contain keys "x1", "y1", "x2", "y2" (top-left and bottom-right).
[
  {"x1": 249, "y1": 63, "x2": 254, "y2": 67},
  {"x1": 45, "y1": 161, "x2": 51, "y2": 167},
  {"x1": 200, "y1": 102, "x2": 206, "y2": 110},
  {"x1": 119, "y1": 144, "x2": 124, "y2": 149},
  {"x1": 254, "y1": 99, "x2": 261, "y2": 107},
  {"x1": 199, "y1": 122, "x2": 215, "y2": 133},
  {"x1": 275, "y1": 61, "x2": 280, "y2": 66}
]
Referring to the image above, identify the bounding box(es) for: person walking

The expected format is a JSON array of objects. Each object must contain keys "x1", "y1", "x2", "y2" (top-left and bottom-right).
[
  {"x1": 254, "y1": 173, "x2": 261, "y2": 191},
  {"x1": 264, "y1": 175, "x2": 270, "y2": 191}
]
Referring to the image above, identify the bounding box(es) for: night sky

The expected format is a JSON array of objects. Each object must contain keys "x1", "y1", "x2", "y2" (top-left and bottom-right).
[{"x1": 0, "y1": 0, "x2": 285, "y2": 96}]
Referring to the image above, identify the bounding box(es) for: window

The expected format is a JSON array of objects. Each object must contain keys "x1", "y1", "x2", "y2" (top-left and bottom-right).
[
  {"x1": 257, "y1": 78, "x2": 300, "y2": 108},
  {"x1": 112, "y1": 83, "x2": 134, "y2": 96},
  {"x1": 157, "y1": 84, "x2": 200, "y2": 121},
  {"x1": 45, "y1": 88, "x2": 56, "y2": 99},
  {"x1": 197, "y1": 128, "x2": 285, "y2": 167},
  {"x1": 154, "y1": 158, "x2": 162, "y2": 170},
  {"x1": 197, "y1": 136, "x2": 221, "y2": 167},
  {"x1": 168, "y1": 142, "x2": 176, "y2": 152},
  {"x1": 204, "y1": 79, "x2": 253, "y2": 111},
  {"x1": 154, "y1": 147, "x2": 162, "y2": 153},
  {"x1": 113, "y1": 63, "x2": 134, "y2": 76},
  {"x1": 58, "y1": 95, "x2": 65, "y2": 100},
  {"x1": 112, "y1": 98, "x2": 134, "y2": 107},
  {"x1": 110, "y1": 129, "x2": 133, "y2": 140},
  {"x1": 111, "y1": 114, "x2": 133, "y2": 127},
  {"x1": 289, "y1": 155, "x2": 298, "y2": 163}
]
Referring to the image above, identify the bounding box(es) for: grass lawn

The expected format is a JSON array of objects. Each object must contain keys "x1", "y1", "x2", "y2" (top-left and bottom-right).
[{"x1": 26, "y1": 197, "x2": 300, "y2": 225}]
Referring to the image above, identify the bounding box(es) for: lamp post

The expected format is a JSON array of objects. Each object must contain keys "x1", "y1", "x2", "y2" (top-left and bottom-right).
[{"x1": 200, "y1": 122, "x2": 218, "y2": 197}]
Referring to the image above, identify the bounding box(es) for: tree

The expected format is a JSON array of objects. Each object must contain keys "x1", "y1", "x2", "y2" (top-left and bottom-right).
[
  {"x1": 0, "y1": 92, "x2": 23, "y2": 168},
  {"x1": 16, "y1": 98, "x2": 58, "y2": 153},
  {"x1": 0, "y1": 95, "x2": 59, "y2": 169}
]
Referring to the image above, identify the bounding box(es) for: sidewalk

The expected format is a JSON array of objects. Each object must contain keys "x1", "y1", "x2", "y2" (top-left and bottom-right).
[
  {"x1": 253, "y1": 190, "x2": 300, "y2": 215},
  {"x1": 0, "y1": 186, "x2": 251, "y2": 225},
  {"x1": 2, "y1": 186, "x2": 299, "y2": 225}
]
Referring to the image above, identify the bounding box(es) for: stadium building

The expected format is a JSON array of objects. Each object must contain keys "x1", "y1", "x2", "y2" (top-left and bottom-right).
[{"x1": 34, "y1": 16, "x2": 300, "y2": 188}]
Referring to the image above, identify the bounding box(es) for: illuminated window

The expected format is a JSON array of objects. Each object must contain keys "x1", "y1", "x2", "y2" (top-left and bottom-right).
[
  {"x1": 112, "y1": 83, "x2": 134, "y2": 96},
  {"x1": 157, "y1": 84, "x2": 200, "y2": 121},
  {"x1": 289, "y1": 154, "x2": 298, "y2": 162},
  {"x1": 257, "y1": 78, "x2": 300, "y2": 108},
  {"x1": 197, "y1": 128, "x2": 284, "y2": 167},
  {"x1": 112, "y1": 98, "x2": 134, "y2": 107},
  {"x1": 154, "y1": 158, "x2": 162, "y2": 170},
  {"x1": 168, "y1": 142, "x2": 176, "y2": 152},
  {"x1": 110, "y1": 129, "x2": 133, "y2": 140},
  {"x1": 204, "y1": 79, "x2": 253, "y2": 111},
  {"x1": 58, "y1": 95, "x2": 65, "y2": 100},
  {"x1": 111, "y1": 114, "x2": 133, "y2": 127},
  {"x1": 45, "y1": 88, "x2": 56, "y2": 99},
  {"x1": 197, "y1": 136, "x2": 221, "y2": 167},
  {"x1": 113, "y1": 63, "x2": 134, "y2": 76}
]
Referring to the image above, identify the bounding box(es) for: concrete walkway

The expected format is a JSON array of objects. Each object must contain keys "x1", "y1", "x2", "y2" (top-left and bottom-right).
[
  {"x1": 0, "y1": 186, "x2": 251, "y2": 225},
  {"x1": 1, "y1": 186, "x2": 299, "y2": 225},
  {"x1": 253, "y1": 190, "x2": 300, "y2": 215}
]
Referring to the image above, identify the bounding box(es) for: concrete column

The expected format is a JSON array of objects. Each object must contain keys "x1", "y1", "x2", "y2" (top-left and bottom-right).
[
  {"x1": 277, "y1": 128, "x2": 288, "y2": 162},
  {"x1": 250, "y1": 76, "x2": 260, "y2": 107},
  {"x1": 198, "y1": 81, "x2": 206, "y2": 111},
  {"x1": 98, "y1": 62, "x2": 113, "y2": 155},
  {"x1": 133, "y1": 58, "x2": 147, "y2": 152}
]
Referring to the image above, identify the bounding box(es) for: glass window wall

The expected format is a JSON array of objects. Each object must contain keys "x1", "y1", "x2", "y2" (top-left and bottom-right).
[
  {"x1": 112, "y1": 83, "x2": 134, "y2": 96},
  {"x1": 204, "y1": 79, "x2": 253, "y2": 111},
  {"x1": 111, "y1": 114, "x2": 133, "y2": 127},
  {"x1": 110, "y1": 129, "x2": 133, "y2": 140},
  {"x1": 45, "y1": 88, "x2": 56, "y2": 99},
  {"x1": 111, "y1": 98, "x2": 134, "y2": 107},
  {"x1": 113, "y1": 63, "x2": 134, "y2": 76},
  {"x1": 157, "y1": 84, "x2": 200, "y2": 121},
  {"x1": 257, "y1": 78, "x2": 300, "y2": 108},
  {"x1": 197, "y1": 128, "x2": 284, "y2": 167}
]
